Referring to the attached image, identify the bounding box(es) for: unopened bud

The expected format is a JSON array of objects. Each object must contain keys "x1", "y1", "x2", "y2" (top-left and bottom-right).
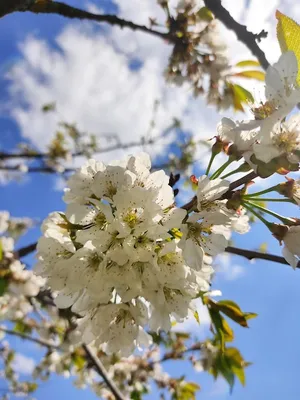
[
  {"x1": 211, "y1": 137, "x2": 223, "y2": 156},
  {"x1": 269, "y1": 223, "x2": 289, "y2": 243}
]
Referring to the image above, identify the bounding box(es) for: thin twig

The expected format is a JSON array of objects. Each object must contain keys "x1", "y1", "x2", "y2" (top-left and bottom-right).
[
  {"x1": 0, "y1": 138, "x2": 161, "y2": 160},
  {"x1": 203, "y1": 0, "x2": 270, "y2": 70},
  {"x1": 150, "y1": 342, "x2": 203, "y2": 366},
  {"x1": 181, "y1": 171, "x2": 257, "y2": 210},
  {"x1": 14, "y1": 242, "x2": 37, "y2": 258},
  {"x1": 225, "y1": 246, "x2": 297, "y2": 268},
  {"x1": 225, "y1": 171, "x2": 257, "y2": 195},
  {"x1": 83, "y1": 343, "x2": 127, "y2": 400},
  {"x1": 27, "y1": 1, "x2": 169, "y2": 42},
  {"x1": 0, "y1": 163, "x2": 171, "y2": 175},
  {"x1": 0, "y1": 326, "x2": 58, "y2": 349}
]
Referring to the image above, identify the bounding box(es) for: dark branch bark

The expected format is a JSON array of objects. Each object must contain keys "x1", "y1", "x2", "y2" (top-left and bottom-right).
[
  {"x1": 0, "y1": 326, "x2": 58, "y2": 349},
  {"x1": 1, "y1": 165, "x2": 75, "y2": 174},
  {"x1": 203, "y1": 0, "x2": 270, "y2": 70},
  {"x1": 225, "y1": 246, "x2": 297, "y2": 268},
  {"x1": 83, "y1": 343, "x2": 126, "y2": 400},
  {"x1": 0, "y1": 0, "x2": 33, "y2": 18},
  {"x1": 26, "y1": 1, "x2": 169, "y2": 41},
  {"x1": 227, "y1": 171, "x2": 257, "y2": 192},
  {"x1": 0, "y1": 163, "x2": 170, "y2": 175},
  {"x1": 0, "y1": 137, "x2": 159, "y2": 160},
  {"x1": 14, "y1": 242, "x2": 37, "y2": 258}
]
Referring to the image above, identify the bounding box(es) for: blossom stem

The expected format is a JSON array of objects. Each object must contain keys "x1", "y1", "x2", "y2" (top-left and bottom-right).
[
  {"x1": 220, "y1": 163, "x2": 251, "y2": 179},
  {"x1": 83, "y1": 343, "x2": 126, "y2": 400},
  {"x1": 205, "y1": 153, "x2": 216, "y2": 176},
  {"x1": 242, "y1": 202, "x2": 272, "y2": 229},
  {"x1": 243, "y1": 200, "x2": 295, "y2": 225},
  {"x1": 210, "y1": 158, "x2": 234, "y2": 180},
  {"x1": 243, "y1": 185, "x2": 280, "y2": 198},
  {"x1": 243, "y1": 197, "x2": 294, "y2": 203}
]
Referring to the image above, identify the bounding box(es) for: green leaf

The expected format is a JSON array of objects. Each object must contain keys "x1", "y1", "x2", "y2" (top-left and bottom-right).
[
  {"x1": 214, "y1": 352, "x2": 235, "y2": 390},
  {"x1": 213, "y1": 300, "x2": 249, "y2": 328},
  {"x1": 243, "y1": 312, "x2": 258, "y2": 321},
  {"x1": 176, "y1": 381, "x2": 201, "y2": 400},
  {"x1": 14, "y1": 320, "x2": 32, "y2": 335},
  {"x1": 197, "y1": 7, "x2": 214, "y2": 21},
  {"x1": 233, "y1": 70, "x2": 265, "y2": 81},
  {"x1": 276, "y1": 11, "x2": 300, "y2": 84},
  {"x1": 72, "y1": 353, "x2": 86, "y2": 371},
  {"x1": 229, "y1": 84, "x2": 254, "y2": 112},
  {"x1": 224, "y1": 347, "x2": 246, "y2": 386},
  {"x1": 41, "y1": 102, "x2": 56, "y2": 113},
  {"x1": 0, "y1": 278, "x2": 8, "y2": 296},
  {"x1": 27, "y1": 382, "x2": 38, "y2": 393},
  {"x1": 0, "y1": 240, "x2": 2, "y2": 261},
  {"x1": 193, "y1": 310, "x2": 200, "y2": 324},
  {"x1": 235, "y1": 60, "x2": 261, "y2": 67},
  {"x1": 208, "y1": 308, "x2": 234, "y2": 344}
]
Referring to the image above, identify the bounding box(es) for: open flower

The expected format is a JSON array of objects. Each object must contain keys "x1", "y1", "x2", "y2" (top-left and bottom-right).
[{"x1": 281, "y1": 225, "x2": 300, "y2": 269}]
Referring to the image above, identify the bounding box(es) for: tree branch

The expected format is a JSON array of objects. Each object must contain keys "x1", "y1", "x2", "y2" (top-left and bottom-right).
[
  {"x1": 225, "y1": 246, "x2": 296, "y2": 268},
  {"x1": 82, "y1": 343, "x2": 126, "y2": 400},
  {"x1": 14, "y1": 242, "x2": 37, "y2": 258},
  {"x1": 181, "y1": 171, "x2": 258, "y2": 211},
  {"x1": 0, "y1": 326, "x2": 58, "y2": 349},
  {"x1": 26, "y1": 1, "x2": 169, "y2": 42},
  {"x1": 227, "y1": 171, "x2": 257, "y2": 192},
  {"x1": 203, "y1": 0, "x2": 270, "y2": 70},
  {"x1": 0, "y1": 137, "x2": 161, "y2": 160}
]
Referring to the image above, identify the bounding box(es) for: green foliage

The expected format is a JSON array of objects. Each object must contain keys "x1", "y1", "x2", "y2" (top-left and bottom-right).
[
  {"x1": 41, "y1": 102, "x2": 56, "y2": 113},
  {"x1": 233, "y1": 70, "x2": 265, "y2": 81},
  {"x1": 197, "y1": 7, "x2": 214, "y2": 22},
  {"x1": 0, "y1": 277, "x2": 8, "y2": 296},
  {"x1": 235, "y1": 60, "x2": 261, "y2": 67},
  {"x1": 211, "y1": 347, "x2": 247, "y2": 390},
  {"x1": 227, "y1": 83, "x2": 254, "y2": 112},
  {"x1": 172, "y1": 380, "x2": 200, "y2": 400},
  {"x1": 276, "y1": 11, "x2": 300, "y2": 84},
  {"x1": 14, "y1": 320, "x2": 33, "y2": 335}
]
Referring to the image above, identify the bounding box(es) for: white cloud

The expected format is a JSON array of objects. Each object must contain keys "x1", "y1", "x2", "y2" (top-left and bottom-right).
[
  {"x1": 12, "y1": 353, "x2": 35, "y2": 375},
  {"x1": 4, "y1": 0, "x2": 293, "y2": 195},
  {"x1": 6, "y1": 0, "x2": 281, "y2": 164},
  {"x1": 215, "y1": 253, "x2": 245, "y2": 281}
]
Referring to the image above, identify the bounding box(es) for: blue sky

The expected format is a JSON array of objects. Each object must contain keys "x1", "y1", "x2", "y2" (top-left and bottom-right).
[{"x1": 1, "y1": 0, "x2": 300, "y2": 399}]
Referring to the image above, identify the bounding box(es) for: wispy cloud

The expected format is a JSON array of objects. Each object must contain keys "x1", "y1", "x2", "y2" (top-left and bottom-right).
[{"x1": 12, "y1": 353, "x2": 35, "y2": 375}]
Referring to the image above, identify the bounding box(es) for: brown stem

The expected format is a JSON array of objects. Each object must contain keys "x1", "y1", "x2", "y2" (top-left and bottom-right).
[
  {"x1": 225, "y1": 246, "x2": 297, "y2": 268},
  {"x1": 0, "y1": 137, "x2": 160, "y2": 160},
  {"x1": 228, "y1": 171, "x2": 257, "y2": 191},
  {"x1": 83, "y1": 343, "x2": 127, "y2": 400},
  {"x1": 0, "y1": 326, "x2": 58, "y2": 349},
  {"x1": 27, "y1": 1, "x2": 169, "y2": 42},
  {"x1": 203, "y1": 0, "x2": 269, "y2": 70},
  {"x1": 14, "y1": 242, "x2": 37, "y2": 258},
  {"x1": 181, "y1": 171, "x2": 257, "y2": 210}
]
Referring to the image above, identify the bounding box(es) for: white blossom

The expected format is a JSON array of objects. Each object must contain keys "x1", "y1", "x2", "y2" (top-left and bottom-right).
[
  {"x1": 253, "y1": 113, "x2": 300, "y2": 164},
  {"x1": 281, "y1": 225, "x2": 300, "y2": 269},
  {"x1": 0, "y1": 211, "x2": 9, "y2": 234}
]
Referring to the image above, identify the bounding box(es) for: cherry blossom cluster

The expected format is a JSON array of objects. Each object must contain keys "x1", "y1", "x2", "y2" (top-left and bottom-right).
[
  {"x1": 0, "y1": 212, "x2": 44, "y2": 320},
  {"x1": 35, "y1": 153, "x2": 249, "y2": 355},
  {"x1": 216, "y1": 51, "x2": 300, "y2": 268},
  {"x1": 161, "y1": 0, "x2": 246, "y2": 109}
]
